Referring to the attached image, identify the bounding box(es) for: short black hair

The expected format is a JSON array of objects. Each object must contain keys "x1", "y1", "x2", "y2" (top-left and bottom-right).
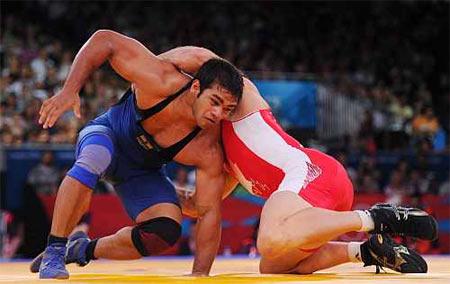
[{"x1": 194, "y1": 58, "x2": 244, "y2": 101}]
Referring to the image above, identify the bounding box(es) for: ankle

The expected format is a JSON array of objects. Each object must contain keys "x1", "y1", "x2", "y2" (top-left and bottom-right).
[
  {"x1": 355, "y1": 210, "x2": 375, "y2": 232},
  {"x1": 85, "y1": 239, "x2": 99, "y2": 261},
  {"x1": 359, "y1": 241, "x2": 373, "y2": 265},
  {"x1": 347, "y1": 242, "x2": 363, "y2": 263},
  {"x1": 47, "y1": 234, "x2": 68, "y2": 247}
]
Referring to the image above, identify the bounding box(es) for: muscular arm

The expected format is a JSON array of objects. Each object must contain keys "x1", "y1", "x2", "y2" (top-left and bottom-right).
[
  {"x1": 177, "y1": 173, "x2": 239, "y2": 218},
  {"x1": 158, "y1": 46, "x2": 219, "y2": 75},
  {"x1": 190, "y1": 145, "x2": 226, "y2": 276},
  {"x1": 39, "y1": 29, "x2": 170, "y2": 128},
  {"x1": 64, "y1": 29, "x2": 166, "y2": 93},
  {"x1": 159, "y1": 47, "x2": 263, "y2": 107}
]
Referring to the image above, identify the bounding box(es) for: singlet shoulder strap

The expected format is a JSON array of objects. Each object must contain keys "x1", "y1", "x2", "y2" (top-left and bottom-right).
[
  {"x1": 137, "y1": 80, "x2": 194, "y2": 120},
  {"x1": 114, "y1": 88, "x2": 133, "y2": 106},
  {"x1": 163, "y1": 126, "x2": 202, "y2": 160}
]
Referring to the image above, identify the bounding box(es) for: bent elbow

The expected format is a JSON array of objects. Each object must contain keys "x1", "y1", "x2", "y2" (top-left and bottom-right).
[
  {"x1": 91, "y1": 29, "x2": 115, "y2": 38},
  {"x1": 195, "y1": 47, "x2": 217, "y2": 64},
  {"x1": 89, "y1": 30, "x2": 117, "y2": 51}
]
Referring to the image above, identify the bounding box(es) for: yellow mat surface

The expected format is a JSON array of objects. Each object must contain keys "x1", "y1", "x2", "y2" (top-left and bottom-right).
[{"x1": 1, "y1": 256, "x2": 449, "y2": 283}]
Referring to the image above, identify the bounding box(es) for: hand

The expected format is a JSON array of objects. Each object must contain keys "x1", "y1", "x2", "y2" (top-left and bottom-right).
[
  {"x1": 39, "y1": 89, "x2": 81, "y2": 128},
  {"x1": 175, "y1": 186, "x2": 198, "y2": 218}
]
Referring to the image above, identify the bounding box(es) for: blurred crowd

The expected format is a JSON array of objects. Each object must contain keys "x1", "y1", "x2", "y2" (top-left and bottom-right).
[
  {"x1": 1, "y1": 1, "x2": 448, "y2": 190},
  {"x1": 2, "y1": 1, "x2": 448, "y2": 147}
]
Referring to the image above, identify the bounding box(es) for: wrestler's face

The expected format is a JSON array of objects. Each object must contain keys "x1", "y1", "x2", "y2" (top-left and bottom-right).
[{"x1": 192, "y1": 81, "x2": 238, "y2": 129}]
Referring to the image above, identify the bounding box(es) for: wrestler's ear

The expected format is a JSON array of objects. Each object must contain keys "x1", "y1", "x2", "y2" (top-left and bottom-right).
[{"x1": 190, "y1": 79, "x2": 201, "y2": 97}]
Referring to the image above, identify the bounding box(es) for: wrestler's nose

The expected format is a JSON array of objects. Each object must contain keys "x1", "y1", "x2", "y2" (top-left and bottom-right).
[{"x1": 211, "y1": 106, "x2": 223, "y2": 120}]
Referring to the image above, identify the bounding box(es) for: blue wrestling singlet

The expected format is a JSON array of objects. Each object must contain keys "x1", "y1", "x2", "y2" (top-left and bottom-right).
[{"x1": 67, "y1": 81, "x2": 201, "y2": 220}]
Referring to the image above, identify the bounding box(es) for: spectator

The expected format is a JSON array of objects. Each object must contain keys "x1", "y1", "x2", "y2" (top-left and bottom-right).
[
  {"x1": 358, "y1": 174, "x2": 379, "y2": 194},
  {"x1": 26, "y1": 151, "x2": 60, "y2": 194},
  {"x1": 1, "y1": 1, "x2": 447, "y2": 153},
  {"x1": 412, "y1": 106, "x2": 440, "y2": 137},
  {"x1": 1, "y1": 210, "x2": 24, "y2": 259},
  {"x1": 406, "y1": 169, "x2": 430, "y2": 197},
  {"x1": 438, "y1": 180, "x2": 450, "y2": 197},
  {"x1": 388, "y1": 95, "x2": 414, "y2": 132},
  {"x1": 384, "y1": 170, "x2": 408, "y2": 205}
]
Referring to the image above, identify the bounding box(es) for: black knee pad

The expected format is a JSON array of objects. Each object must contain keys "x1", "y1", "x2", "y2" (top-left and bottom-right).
[{"x1": 131, "y1": 217, "x2": 181, "y2": 256}]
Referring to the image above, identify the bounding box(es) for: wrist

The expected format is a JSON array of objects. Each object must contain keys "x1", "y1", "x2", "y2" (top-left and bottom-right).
[
  {"x1": 62, "y1": 82, "x2": 81, "y2": 95},
  {"x1": 191, "y1": 270, "x2": 209, "y2": 277}
]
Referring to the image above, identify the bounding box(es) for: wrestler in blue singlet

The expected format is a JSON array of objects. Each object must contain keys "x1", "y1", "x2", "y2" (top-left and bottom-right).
[{"x1": 68, "y1": 80, "x2": 200, "y2": 220}]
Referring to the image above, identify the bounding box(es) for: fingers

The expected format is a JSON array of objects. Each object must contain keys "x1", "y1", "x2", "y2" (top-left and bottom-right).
[
  {"x1": 38, "y1": 99, "x2": 47, "y2": 116},
  {"x1": 40, "y1": 98, "x2": 61, "y2": 129},
  {"x1": 45, "y1": 106, "x2": 67, "y2": 129},
  {"x1": 38, "y1": 99, "x2": 50, "y2": 123},
  {"x1": 39, "y1": 94, "x2": 81, "y2": 128},
  {"x1": 43, "y1": 107, "x2": 57, "y2": 129},
  {"x1": 73, "y1": 102, "x2": 81, "y2": 119},
  {"x1": 39, "y1": 98, "x2": 53, "y2": 126}
]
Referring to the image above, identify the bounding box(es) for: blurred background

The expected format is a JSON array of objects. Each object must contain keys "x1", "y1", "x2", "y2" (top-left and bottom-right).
[{"x1": 1, "y1": 1, "x2": 449, "y2": 259}]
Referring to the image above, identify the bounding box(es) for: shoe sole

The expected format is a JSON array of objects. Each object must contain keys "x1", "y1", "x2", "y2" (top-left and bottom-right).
[{"x1": 39, "y1": 273, "x2": 69, "y2": 279}]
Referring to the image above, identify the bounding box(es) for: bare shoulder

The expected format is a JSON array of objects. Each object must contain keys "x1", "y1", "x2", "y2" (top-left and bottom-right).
[
  {"x1": 134, "y1": 63, "x2": 191, "y2": 107},
  {"x1": 231, "y1": 77, "x2": 270, "y2": 119},
  {"x1": 243, "y1": 77, "x2": 259, "y2": 94},
  {"x1": 100, "y1": 30, "x2": 188, "y2": 100}
]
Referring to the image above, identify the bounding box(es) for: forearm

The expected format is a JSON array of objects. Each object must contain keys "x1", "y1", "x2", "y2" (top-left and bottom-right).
[
  {"x1": 192, "y1": 208, "x2": 221, "y2": 275},
  {"x1": 178, "y1": 179, "x2": 238, "y2": 218},
  {"x1": 62, "y1": 30, "x2": 113, "y2": 93}
]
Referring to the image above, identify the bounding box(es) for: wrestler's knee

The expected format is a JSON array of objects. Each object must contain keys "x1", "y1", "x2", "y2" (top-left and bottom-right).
[
  {"x1": 67, "y1": 135, "x2": 114, "y2": 190},
  {"x1": 259, "y1": 258, "x2": 278, "y2": 274},
  {"x1": 257, "y1": 225, "x2": 288, "y2": 259},
  {"x1": 257, "y1": 221, "x2": 313, "y2": 258},
  {"x1": 131, "y1": 217, "x2": 181, "y2": 256},
  {"x1": 296, "y1": 264, "x2": 316, "y2": 275},
  {"x1": 259, "y1": 257, "x2": 294, "y2": 274},
  {"x1": 259, "y1": 254, "x2": 315, "y2": 275}
]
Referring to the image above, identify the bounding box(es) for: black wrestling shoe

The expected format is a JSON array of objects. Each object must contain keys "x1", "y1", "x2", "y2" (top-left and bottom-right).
[
  {"x1": 361, "y1": 234, "x2": 428, "y2": 273},
  {"x1": 367, "y1": 203, "x2": 438, "y2": 241}
]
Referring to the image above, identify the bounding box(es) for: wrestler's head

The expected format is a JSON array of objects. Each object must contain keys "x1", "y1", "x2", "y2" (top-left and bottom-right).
[{"x1": 191, "y1": 59, "x2": 243, "y2": 129}]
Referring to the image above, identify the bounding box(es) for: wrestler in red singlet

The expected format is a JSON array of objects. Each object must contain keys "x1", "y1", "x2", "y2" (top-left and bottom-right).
[{"x1": 222, "y1": 109, "x2": 354, "y2": 212}]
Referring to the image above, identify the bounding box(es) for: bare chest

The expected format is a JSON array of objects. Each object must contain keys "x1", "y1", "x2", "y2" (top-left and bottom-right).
[
  {"x1": 139, "y1": 110, "x2": 213, "y2": 166},
  {"x1": 171, "y1": 138, "x2": 212, "y2": 166},
  {"x1": 140, "y1": 108, "x2": 193, "y2": 147}
]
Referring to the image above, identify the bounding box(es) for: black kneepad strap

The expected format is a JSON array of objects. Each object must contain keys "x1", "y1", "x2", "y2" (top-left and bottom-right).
[{"x1": 131, "y1": 217, "x2": 181, "y2": 256}]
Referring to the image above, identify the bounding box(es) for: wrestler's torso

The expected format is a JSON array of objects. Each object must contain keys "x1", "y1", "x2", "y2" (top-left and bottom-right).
[
  {"x1": 91, "y1": 68, "x2": 219, "y2": 170},
  {"x1": 221, "y1": 80, "x2": 323, "y2": 198},
  {"x1": 135, "y1": 80, "x2": 220, "y2": 167}
]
